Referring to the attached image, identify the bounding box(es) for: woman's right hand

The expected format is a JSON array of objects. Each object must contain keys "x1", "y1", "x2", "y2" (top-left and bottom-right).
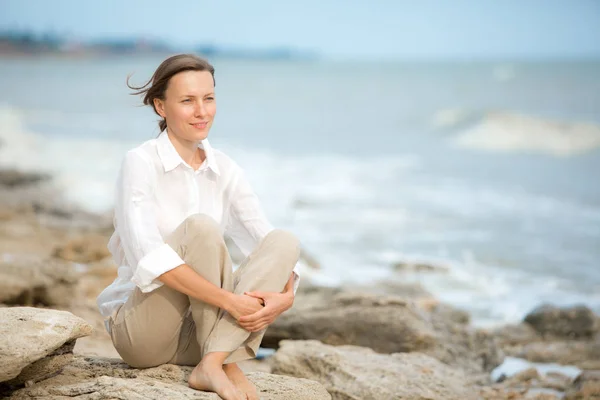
[{"x1": 225, "y1": 293, "x2": 264, "y2": 321}]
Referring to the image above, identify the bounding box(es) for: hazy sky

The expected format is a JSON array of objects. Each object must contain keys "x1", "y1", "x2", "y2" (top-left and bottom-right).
[{"x1": 1, "y1": 0, "x2": 599, "y2": 60}]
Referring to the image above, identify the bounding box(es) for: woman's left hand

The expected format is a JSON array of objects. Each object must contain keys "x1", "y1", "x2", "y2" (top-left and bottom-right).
[{"x1": 238, "y1": 291, "x2": 294, "y2": 332}]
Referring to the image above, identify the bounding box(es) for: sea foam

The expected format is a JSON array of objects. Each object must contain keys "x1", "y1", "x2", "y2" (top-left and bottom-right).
[{"x1": 452, "y1": 111, "x2": 600, "y2": 157}]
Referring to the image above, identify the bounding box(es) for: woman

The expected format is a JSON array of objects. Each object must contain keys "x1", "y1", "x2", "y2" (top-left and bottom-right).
[{"x1": 96, "y1": 54, "x2": 301, "y2": 400}]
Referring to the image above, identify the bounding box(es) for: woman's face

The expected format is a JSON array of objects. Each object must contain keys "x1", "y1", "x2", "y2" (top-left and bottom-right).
[{"x1": 154, "y1": 70, "x2": 216, "y2": 142}]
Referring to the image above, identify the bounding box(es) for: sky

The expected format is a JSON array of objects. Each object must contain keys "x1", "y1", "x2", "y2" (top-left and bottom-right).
[{"x1": 1, "y1": 0, "x2": 599, "y2": 60}]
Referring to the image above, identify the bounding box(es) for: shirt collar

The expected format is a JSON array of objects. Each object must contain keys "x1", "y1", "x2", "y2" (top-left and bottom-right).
[{"x1": 156, "y1": 130, "x2": 220, "y2": 176}]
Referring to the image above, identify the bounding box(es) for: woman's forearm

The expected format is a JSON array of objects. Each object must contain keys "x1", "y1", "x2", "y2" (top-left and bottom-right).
[
  {"x1": 282, "y1": 272, "x2": 295, "y2": 295},
  {"x1": 158, "y1": 264, "x2": 232, "y2": 309}
]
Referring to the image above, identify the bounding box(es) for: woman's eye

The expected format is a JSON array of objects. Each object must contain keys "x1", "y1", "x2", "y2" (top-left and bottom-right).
[{"x1": 206, "y1": 97, "x2": 214, "y2": 101}]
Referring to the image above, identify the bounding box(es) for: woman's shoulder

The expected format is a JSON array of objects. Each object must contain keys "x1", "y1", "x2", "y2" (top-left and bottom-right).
[
  {"x1": 119, "y1": 138, "x2": 160, "y2": 171},
  {"x1": 210, "y1": 147, "x2": 243, "y2": 174}
]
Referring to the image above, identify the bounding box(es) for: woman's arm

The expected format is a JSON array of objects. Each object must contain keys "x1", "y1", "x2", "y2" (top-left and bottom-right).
[
  {"x1": 224, "y1": 163, "x2": 301, "y2": 294},
  {"x1": 239, "y1": 272, "x2": 295, "y2": 332},
  {"x1": 159, "y1": 264, "x2": 262, "y2": 318}
]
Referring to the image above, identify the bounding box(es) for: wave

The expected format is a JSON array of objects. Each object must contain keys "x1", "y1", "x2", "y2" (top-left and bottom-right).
[
  {"x1": 451, "y1": 111, "x2": 600, "y2": 157},
  {"x1": 0, "y1": 105, "x2": 138, "y2": 212}
]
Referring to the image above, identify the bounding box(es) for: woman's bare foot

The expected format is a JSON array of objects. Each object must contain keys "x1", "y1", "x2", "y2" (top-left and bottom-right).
[
  {"x1": 189, "y1": 360, "x2": 245, "y2": 400},
  {"x1": 224, "y1": 363, "x2": 259, "y2": 400}
]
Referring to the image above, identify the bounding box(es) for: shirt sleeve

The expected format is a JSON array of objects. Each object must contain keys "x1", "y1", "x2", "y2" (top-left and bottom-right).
[
  {"x1": 225, "y1": 164, "x2": 300, "y2": 294},
  {"x1": 115, "y1": 150, "x2": 185, "y2": 293}
]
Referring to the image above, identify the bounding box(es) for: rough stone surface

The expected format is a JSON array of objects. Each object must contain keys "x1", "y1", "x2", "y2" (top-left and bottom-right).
[
  {"x1": 3, "y1": 356, "x2": 332, "y2": 400},
  {"x1": 0, "y1": 307, "x2": 93, "y2": 383},
  {"x1": 52, "y1": 234, "x2": 111, "y2": 263},
  {"x1": 272, "y1": 340, "x2": 476, "y2": 400},
  {"x1": 264, "y1": 289, "x2": 503, "y2": 378},
  {"x1": 263, "y1": 291, "x2": 438, "y2": 354},
  {"x1": 524, "y1": 304, "x2": 598, "y2": 339},
  {"x1": 506, "y1": 338, "x2": 600, "y2": 370},
  {"x1": 0, "y1": 256, "x2": 80, "y2": 306},
  {"x1": 565, "y1": 370, "x2": 600, "y2": 399},
  {"x1": 0, "y1": 169, "x2": 51, "y2": 188},
  {"x1": 4, "y1": 342, "x2": 76, "y2": 386},
  {"x1": 495, "y1": 322, "x2": 600, "y2": 370}
]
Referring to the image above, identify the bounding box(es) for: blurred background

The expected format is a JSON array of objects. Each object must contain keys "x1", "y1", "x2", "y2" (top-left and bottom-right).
[{"x1": 1, "y1": 0, "x2": 599, "y2": 327}]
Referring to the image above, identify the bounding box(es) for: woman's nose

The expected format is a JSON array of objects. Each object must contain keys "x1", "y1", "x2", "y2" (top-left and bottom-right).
[{"x1": 195, "y1": 101, "x2": 207, "y2": 117}]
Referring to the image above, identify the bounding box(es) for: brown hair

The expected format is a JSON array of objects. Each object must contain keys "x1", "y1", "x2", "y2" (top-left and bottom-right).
[{"x1": 127, "y1": 54, "x2": 215, "y2": 133}]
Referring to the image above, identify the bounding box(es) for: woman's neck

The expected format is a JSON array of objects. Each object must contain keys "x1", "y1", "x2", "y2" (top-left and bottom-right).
[{"x1": 166, "y1": 129, "x2": 206, "y2": 169}]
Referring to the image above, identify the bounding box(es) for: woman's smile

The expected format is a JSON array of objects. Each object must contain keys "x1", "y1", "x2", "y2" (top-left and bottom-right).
[{"x1": 191, "y1": 122, "x2": 208, "y2": 129}]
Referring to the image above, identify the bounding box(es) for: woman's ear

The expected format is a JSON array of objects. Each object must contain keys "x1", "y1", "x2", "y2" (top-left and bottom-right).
[{"x1": 153, "y1": 98, "x2": 166, "y2": 118}]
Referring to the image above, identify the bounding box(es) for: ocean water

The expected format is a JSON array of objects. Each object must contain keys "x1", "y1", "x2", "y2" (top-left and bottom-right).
[{"x1": 1, "y1": 56, "x2": 599, "y2": 327}]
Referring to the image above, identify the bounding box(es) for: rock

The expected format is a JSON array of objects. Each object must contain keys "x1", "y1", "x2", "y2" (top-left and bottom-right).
[
  {"x1": 501, "y1": 367, "x2": 540, "y2": 384},
  {"x1": 479, "y1": 366, "x2": 572, "y2": 399},
  {"x1": 264, "y1": 289, "x2": 502, "y2": 378},
  {"x1": 344, "y1": 280, "x2": 434, "y2": 299},
  {"x1": 493, "y1": 323, "x2": 542, "y2": 347},
  {"x1": 565, "y1": 370, "x2": 600, "y2": 399},
  {"x1": 52, "y1": 234, "x2": 110, "y2": 263},
  {"x1": 429, "y1": 301, "x2": 471, "y2": 325},
  {"x1": 3, "y1": 356, "x2": 331, "y2": 399},
  {"x1": 478, "y1": 386, "x2": 563, "y2": 399},
  {"x1": 392, "y1": 260, "x2": 449, "y2": 273},
  {"x1": 493, "y1": 321, "x2": 600, "y2": 370},
  {"x1": 5, "y1": 342, "x2": 76, "y2": 386},
  {"x1": 505, "y1": 338, "x2": 600, "y2": 370},
  {"x1": 426, "y1": 321, "x2": 503, "y2": 380},
  {"x1": 0, "y1": 169, "x2": 51, "y2": 188},
  {"x1": 0, "y1": 256, "x2": 80, "y2": 307},
  {"x1": 263, "y1": 291, "x2": 438, "y2": 354},
  {"x1": 271, "y1": 340, "x2": 476, "y2": 400},
  {"x1": 524, "y1": 304, "x2": 598, "y2": 339},
  {"x1": 0, "y1": 307, "x2": 92, "y2": 383}
]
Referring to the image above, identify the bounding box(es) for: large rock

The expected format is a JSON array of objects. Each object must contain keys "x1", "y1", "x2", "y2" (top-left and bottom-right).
[
  {"x1": 264, "y1": 288, "x2": 502, "y2": 378},
  {"x1": 565, "y1": 370, "x2": 600, "y2": 400},
  {"x1": 0, "y1": 169, "x2": 51, "y2": 188},
  {"x1": 0, "y1": 256, "x2": 80, "y2": 306},
  {"x1": 264, "y1": 291, "x2": 438, "y2": 353},
  {"x1": 0, "y1": 307, "x2": 93, "y2": 383},
  {"x1": 494, "y1": 322, "x2": 600, "y2": 370},
  {"x1": 3, "y1": 356, "x2": 331, "y2": 399},
  {"x1": 426, "y1": 317, "x2": 502, "y2": 380},
  {"x1": 504, "y1": 338, "x2": 600, "y2": 370},
  {"x1": 52, "y1": 234, "x2": 111, "y2": 263},
  {"x1": 272, "y1": 340, "x2": 476, "y2": 400},
  {"x1": 524, "y1": 304, "x2": 598, "y2": 339}
]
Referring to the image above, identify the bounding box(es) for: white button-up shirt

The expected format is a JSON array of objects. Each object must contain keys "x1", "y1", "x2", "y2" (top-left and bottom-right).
[{"x1": 96, "y1": 131, "x2": 300, "y2": 328}]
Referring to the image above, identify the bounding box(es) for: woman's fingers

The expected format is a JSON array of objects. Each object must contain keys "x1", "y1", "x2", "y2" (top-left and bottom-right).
[
  {"x1": 239, "y1": 307, "x2": 268, "y2": 323},
  {"x1": 240, "y1": 316, "x2": 273, "y2": 332}
]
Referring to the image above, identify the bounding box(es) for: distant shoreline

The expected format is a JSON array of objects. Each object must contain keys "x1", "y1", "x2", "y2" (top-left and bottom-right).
[{"x1": 0, "y1": 35, "x2": 319, "y2": 61}]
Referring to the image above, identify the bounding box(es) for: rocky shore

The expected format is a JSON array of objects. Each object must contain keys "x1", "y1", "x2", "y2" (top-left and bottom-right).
[{"x1": 1, "y1": 168, "x2": 598, "y2": 399}]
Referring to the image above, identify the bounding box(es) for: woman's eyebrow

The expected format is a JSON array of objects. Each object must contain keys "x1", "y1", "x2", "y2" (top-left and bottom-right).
[{"x1": 179, "y1": 92, "x2": 214, "y2": 98}]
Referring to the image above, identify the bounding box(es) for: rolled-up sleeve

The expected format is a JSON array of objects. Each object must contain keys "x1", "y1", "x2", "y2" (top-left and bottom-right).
[
  {"x1": 225, "y1": 164, "x2": 300, "y2": 293},
  {"x1": 116, "y1": 150, "x2": 185, "y2": 293}
]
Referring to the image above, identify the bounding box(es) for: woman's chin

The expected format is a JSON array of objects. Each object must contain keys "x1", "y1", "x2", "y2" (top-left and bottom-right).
[{"x1": 187, "y1": 129, "x2": 209, "y2": 141}]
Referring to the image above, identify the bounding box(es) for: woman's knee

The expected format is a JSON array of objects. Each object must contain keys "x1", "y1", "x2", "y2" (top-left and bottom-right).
[
  {"x1": 265, "y1": 229, "x2": 301, "y2": 259},
  {"x1": 113, "y1": 330, "x2": 175, "y2": 369},
  {"x1": 184, "y1": 213, "x2": 222, "y2": 240}
]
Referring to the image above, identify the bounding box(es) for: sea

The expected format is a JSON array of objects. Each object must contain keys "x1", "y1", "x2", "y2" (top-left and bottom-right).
[{"x1": 1, "y1": 55, "x2": 599, "y2": 328}]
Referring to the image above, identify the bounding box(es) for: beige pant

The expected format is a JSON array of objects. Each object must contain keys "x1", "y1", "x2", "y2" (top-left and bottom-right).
[{"x1": 109, "y1": 213, "x2": 300, "y2": 368}]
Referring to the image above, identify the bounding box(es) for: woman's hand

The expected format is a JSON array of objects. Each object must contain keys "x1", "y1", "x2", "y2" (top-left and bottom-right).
[
  {"x1": 237, "y1": 291, "x2": 294, "y2": 332},
  {"x1": 225, "y1": 293, "x2": 264, "y2": 321}
]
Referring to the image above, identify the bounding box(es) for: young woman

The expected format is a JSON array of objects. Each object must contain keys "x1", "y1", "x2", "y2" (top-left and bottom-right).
[{"x1": 96, "y1": 54, "x2": 301, "y2": 400}]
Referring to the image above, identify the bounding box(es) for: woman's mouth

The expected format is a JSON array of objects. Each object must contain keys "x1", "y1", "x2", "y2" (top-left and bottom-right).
[{"x1": 191, "y1": 122, "x2": 208, "y2": 129}]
